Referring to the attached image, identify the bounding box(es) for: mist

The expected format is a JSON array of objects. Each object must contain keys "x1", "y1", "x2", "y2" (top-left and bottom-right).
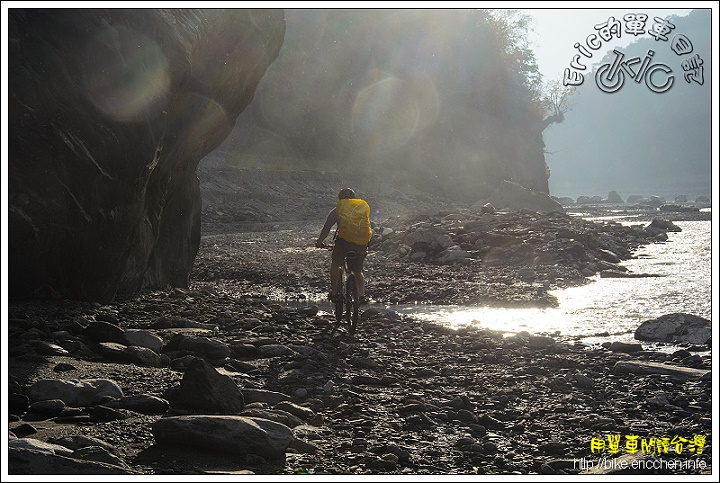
[
  {"x1": 543, "y1": 9, "x2": 712, "y2": 201},
  {"x1": 217, "y1": 9, "x2": 551, "y2": 201}
]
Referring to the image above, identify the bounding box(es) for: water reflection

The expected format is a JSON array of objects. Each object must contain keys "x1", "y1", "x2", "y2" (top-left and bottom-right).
[{"x1": 391, "y1": 219, "x2": 711, "y2": 352}]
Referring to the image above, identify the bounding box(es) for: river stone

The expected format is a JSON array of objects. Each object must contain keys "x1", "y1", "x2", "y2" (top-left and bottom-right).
[
  {"x1": 239, "y1": 408, "x2": 304, "y2": 428},
  {"x1": 10, "y1": 423, "x2": 39, "y2": 438},
  {"x1": 482, "y1": 180, "x2": 565, "y2": 214},
  {"x1": 28, "y1": 399, "x2": 66, "y2": 417},
  {"x1": 573, "y1": 373, "x2": 595, "y2": 388},
  {"x1": 177, "y1": 336, "x2": 232, "y2": 359},
  {"x1": 123, "y1": 329, "x2": 165, "y2": 353},
  {"x1": 70, "y1": 446, "x2": 128, "y2": 468},
  {"x1": 8, "y1": 443, "x2": 137, "y2": 475},
  {"x1": 84, "y1": 321, "x2": 126, "y2": 343},
  {"x1": 646, "y1": 218, "x2": 682, "y2": 232},
  {"x1": 123, "y1": 346, "x2": 163, "y2": 367},
  {"x1": 26, "y1": 379, "x2": 123, "y2": 406},
  {"x1": 9, "y1": 394, "x2": 30, "y2": 413},
  {"x1": 101, "y1": 395, "x2": 170, "y2": 414},
  {"x1": 168, "y1": 357, "x2": 245, "y2": 414},
  {"x1": 273, "y1": 401, "x2": 316, "y2": 420},
  {"x1": 609, "y1": 341, "x2": 644, "y2": 353},
  {"x1": 243, "y1": 388, "x2": 292, "y2": 406},
  {"x1": 31, "y1": 341, "x2": 71, "y2": 356},
  {"x1": 634, "y1": 313, "x2": 711, "y2": 345},
  {"x1": 256, "y1": 344, "x2": 296, "y2": 358},
  {"x1": 152, "y1": 415, "x2": 294, "y2": 461},
  {"x1": 91, "y1": 405, "x2": 128, "y2": 422},
  {"x1": 612, "y1": 360, "x2": 709, "y2": 381},
  {"x1": 49, "y1": 435, "x2": 117, "y2": 454},
  {"x1": 9, "y1": 438, "x2": 75, "y2": 457},
  {"x1": 527, "y1": 335, "x2": 555, "y2": 348}
]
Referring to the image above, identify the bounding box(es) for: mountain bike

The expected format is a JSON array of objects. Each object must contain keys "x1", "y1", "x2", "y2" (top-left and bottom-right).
[{"x1": 319, "y1": 243, "x2": 361, "y2": 334}]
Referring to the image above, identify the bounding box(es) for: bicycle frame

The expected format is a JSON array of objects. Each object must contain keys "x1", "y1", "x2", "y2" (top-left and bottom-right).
[{"x1": 322, "y1": 243, "x2": 361, "y2": 333}]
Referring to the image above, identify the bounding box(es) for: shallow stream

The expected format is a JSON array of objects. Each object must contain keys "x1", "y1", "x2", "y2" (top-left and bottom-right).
[
  {"x1": 296, "y1": 214, "x2": 712, "y2": 354},
  {"x1": 395, "y1": 217, "x2": 712, "y2": 352}
]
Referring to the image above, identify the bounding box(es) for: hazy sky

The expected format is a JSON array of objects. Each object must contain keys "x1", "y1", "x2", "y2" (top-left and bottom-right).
[
  {"x1": 228, "y1": 3, "x2": 701, "y2": 83},
  {"x1": 0, "y1": 4, "x2": 698, "y2": 86},
  {"x1": 526, "y1": 6, "x2": 695, "y2": 82}
]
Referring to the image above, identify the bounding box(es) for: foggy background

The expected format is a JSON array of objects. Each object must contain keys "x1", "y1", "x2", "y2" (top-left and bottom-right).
[
  {"x1": 543, "y1": 9, "x2": 712, "y2": 201},
  {"x1": 214, "y1": 8, "x2": 712, "y2": 203}
]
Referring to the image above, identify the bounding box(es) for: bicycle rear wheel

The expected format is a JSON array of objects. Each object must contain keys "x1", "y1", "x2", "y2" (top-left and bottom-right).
[{"x1": 345, "y1": 273, "x2": 359, "y2": 333}]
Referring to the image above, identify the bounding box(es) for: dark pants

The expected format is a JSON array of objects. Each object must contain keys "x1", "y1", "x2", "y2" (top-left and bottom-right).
[{"x1": 332, "y1": 237, "x2": 367, "y2": 272}]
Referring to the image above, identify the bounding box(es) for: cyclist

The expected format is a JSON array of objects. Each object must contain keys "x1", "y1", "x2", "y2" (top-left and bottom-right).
[{"x1": 315, "y1": 188, "x2": 372, "y2": 305}]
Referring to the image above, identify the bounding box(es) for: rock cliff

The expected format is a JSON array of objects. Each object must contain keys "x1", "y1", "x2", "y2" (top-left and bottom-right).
[{"x1": 8, "y1": 9, "x2": 285, "y2": 302}]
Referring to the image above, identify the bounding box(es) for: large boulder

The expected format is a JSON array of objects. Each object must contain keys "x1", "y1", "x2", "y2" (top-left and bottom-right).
[
  {"x1": 8, "y1": 9, "x2": 285, "y2": 302},
  {"x1": 606, "y1": 191, "x2": 624, "y2": 203},
  {"x1": 26, "y1": 378, "x2": 124, "y2": 407},
  {"x1": 480, "y1": 180, "x2": 565, "y2": 214},
  {"x1": 165, "y1": 357, "x2": 245, "y2": 414},
  {"x1": 9, "y1": 438, "x2": 139, "y2": 475},
  {"x1": 152, "y1": 415, "x2": 294, "y2": 461},
  {"x1": 634, "y1": 313, "x2": 711, "y2": 345}
]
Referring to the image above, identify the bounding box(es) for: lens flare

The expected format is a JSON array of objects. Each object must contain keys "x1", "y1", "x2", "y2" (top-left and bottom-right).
[
  {"x1": 171, "y1": 92, "x2": 230, "y2": 156},
  {"x1": 82, "y1": 25, "x2": 171, "y2": 122},
  {"x1": 351, "y1": 74, "x2": 419, "y2": 153}
]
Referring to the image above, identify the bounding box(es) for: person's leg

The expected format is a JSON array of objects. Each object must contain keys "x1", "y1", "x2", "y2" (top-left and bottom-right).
[
  {"x1": 330, "y1": 242, "x2": 346, "y2": 299},
  {"x1": 330, "y1": 258, "x2": 340, "y2": 298}
]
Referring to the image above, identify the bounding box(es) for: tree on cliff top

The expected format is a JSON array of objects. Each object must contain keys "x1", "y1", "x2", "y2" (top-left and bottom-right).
[{"x1": 539, "y1": 79, "x2": 576, "y2": 131}]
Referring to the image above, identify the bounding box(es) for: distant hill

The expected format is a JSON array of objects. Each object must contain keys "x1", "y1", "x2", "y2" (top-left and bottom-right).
[{"x1": 543, "y1": 9, "x2": 712, "y2": 201}]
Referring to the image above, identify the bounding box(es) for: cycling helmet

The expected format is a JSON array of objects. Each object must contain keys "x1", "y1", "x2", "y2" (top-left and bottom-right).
[{"x1": 338, "y1": 188, "x2": 355, "y2": 199}]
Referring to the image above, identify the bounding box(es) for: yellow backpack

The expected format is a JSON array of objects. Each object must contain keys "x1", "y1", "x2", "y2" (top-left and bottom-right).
[{"x1": 336, "y1": 198, "x2": 372, "y2": 245}]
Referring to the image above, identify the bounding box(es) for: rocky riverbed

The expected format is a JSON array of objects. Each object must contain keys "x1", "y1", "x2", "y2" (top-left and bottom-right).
[
  {"x1": 6, "y1": 203, "x2": 713, "y2": 477},
  {"x1": 193, "y1": 205, "x2": 702, "y2": 308}
]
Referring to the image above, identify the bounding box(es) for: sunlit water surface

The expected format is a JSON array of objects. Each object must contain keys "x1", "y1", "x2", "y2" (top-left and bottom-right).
[{"x1": 390, "y1": 218, "x2": 712, "y2": 352}]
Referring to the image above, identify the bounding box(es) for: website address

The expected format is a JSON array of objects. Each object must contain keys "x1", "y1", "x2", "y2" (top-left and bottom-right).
[{"x1": 575, "y1": 456, "x2": 707, "y2": 472}]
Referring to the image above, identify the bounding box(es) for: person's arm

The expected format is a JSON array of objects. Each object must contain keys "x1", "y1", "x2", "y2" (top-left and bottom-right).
[{"x1": 316, "y1": 207, "x2": 338, "y2": 247}]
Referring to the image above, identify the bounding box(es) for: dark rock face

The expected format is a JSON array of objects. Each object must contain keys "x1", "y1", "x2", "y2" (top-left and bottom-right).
[{"x1": 8, "y1": 9, "x2": 285, "y2": 302}]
